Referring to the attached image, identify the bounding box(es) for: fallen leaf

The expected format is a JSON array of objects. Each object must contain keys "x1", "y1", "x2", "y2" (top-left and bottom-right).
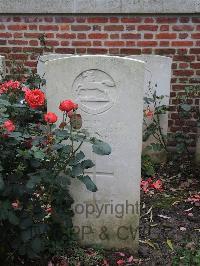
[
  {"x1": 127, "y1": 256, "x2": 134, "y2": 262},
  {"x1": 158, "y1": 214, "x2": 171, "y2": 219},
  {"x1": 180, "y1": 227, "x2": 187, "y2": 231},
  {"x1": 139, "y1": 239, "x2": 157, "y2": 249},
  {"x1": 166, "y1": 239, "x2": 174, "y2": 251},
  {"x1": 117, "y1": 259, "x2": 125, "y2": 265}
]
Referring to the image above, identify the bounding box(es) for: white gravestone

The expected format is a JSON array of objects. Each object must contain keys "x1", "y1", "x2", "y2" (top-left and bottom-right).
[
  {"x1": 45, "y1": 55, "x2": 145, "y2": 251},
  {"x1": 37, "y1": 54, "x2": 73, "y2": 91},
  {"x1": 128, "y1": 55, "x2": 172, "y2": 152},
  {"x1": 0, "y1": 55, "x2": 6, "y2": 81}
]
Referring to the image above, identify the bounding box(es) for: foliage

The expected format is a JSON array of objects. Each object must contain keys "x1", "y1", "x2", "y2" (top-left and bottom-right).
[
  {"x1": 143, "y1": 82, "x2": 200, "y2": 159},
  {"x1": 0, "y1": 79, "x2": 111, "y2": 264},
  {"x1": 173, "y1": 247, "x2": 200, "y2": 266},
  {"x1": 141, "y1": 154, "x2": 155, "y2": 177}
]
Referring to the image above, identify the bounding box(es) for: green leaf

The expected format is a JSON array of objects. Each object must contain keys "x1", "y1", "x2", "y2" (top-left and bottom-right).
[
  {"x1": 26, "y1": 176, "x2": 41, "y2": 189},
  {"x1": 181, "y1": 104, "x2": 191, "y2": 112},
  {"x1": 8, "y1": 212, "x2": 19, "y2": 225},
  {"x1": 81, "y1": 160, "x2": 95, "y2": 169},
  {"x1": 78, "y1": 175, "x2": 97, "y2": 192},
  {"x1": 0, "y1": 174, "x2": 5, "y2": 190},
  {"x1": 33, "y1": 150, "x2": 45, "y2": 160},
  {"x1": 21, "y1": 229, "x2": 32, "y2": 242},
  {"x1": 92, "y1": 140, "x2": 111, "y2": 156},
  {"x1": 31, "y1": 237, "x2": 43, "y2": 253},
  {"x1": 71, "y1": 164, "x2": 83, "y2": 177},
  {"x1": 56, "y1": 174, "x2": 71, "y2": 189}
]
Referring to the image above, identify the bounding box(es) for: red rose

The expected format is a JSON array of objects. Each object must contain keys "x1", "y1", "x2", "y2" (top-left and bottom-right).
[
  {"x1": 25, "y1": 89, "x2": 45, "y2": 109},
  {"x1": 3, "y1": 120, "x2": 15, "y2": 132},
  {"x1": 59, "y1": 100, "x2": 78, "y2": 112},
  {"x1": 44, "y1": 112, "x2": 58, "y2": 124}
]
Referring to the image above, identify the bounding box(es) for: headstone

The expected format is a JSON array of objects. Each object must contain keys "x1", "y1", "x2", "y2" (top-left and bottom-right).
[
  {"x1": 37, "y1": 54, "x2": 73, "y2": 91},
  {"x1": 127, "y1": 55, "x2": 172, "y2": 155},
  {"x1": 0, "y1": 55, "x2": 6, "y2": 81},
  {"x1": 45, "y1": 55, "x2": 145, "y2": 251}
]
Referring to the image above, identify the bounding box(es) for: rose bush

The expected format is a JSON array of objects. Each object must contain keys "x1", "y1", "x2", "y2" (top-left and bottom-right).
[{"x1": 0, "y1": 79, "x2": 111, "y2": 264}]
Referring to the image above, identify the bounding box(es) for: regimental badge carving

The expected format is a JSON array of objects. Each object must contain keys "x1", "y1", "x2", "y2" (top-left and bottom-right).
[{"x1": 72, "y1": 69, "x2": 116, "y2": 114}]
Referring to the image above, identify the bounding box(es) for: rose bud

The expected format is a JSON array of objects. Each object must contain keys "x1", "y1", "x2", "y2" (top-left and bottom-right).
[
  {"x1": 3, "y1": 120, "x2": 15, "y2": 132},
  {"x1": 44, "y1": 112, "x2": 58, "y2": 124},
  {"x1": 59, "y1": 100, "x2": 78, "y2": 113}
]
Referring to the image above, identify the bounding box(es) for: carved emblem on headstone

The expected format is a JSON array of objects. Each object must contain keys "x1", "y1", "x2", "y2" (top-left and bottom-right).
[{"x1": 72, "y1": 69, "x2": 116, "y2": 114}]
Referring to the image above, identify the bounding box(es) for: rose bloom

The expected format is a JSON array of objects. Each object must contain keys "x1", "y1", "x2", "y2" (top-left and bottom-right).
[
  {"x1": 3, "y1": 120, "x2": 15, "y2": 132},
  {"x1": 59, "y1": 100, "x2": 78, "y2": 112},
  {"x1": 44, "y1": 112, "x2": 58, "y2": 124},
  {"x1": 0, "y1": 80, "x2": 21, "y2": 94},
  {"x1": 25, "y1": 89, "x2": 45, "y2": 109}
]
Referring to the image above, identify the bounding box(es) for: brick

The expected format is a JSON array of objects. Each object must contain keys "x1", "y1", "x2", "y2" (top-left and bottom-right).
[
  {"x1": 76, "y1": 48, "x2": 86, "y2": 53},
  {"x1": 0, "y1": 40, "x2": 6, "y2": 45},
  {"x1": 173, "y1": 70, "x2": 194, "y2": 76},
  {"x1": 137, "y1": 41, "x2": 157, "y2": 47},
  {"x1": 59, "y1": 25, "x2": 70, "y2": 31},
  {"x1": 144, "y1": 17, "x2": 154, "y2": 23},
  {"x1": 72, "y1": 41, "x2": 91, "y2": 46},
  {"x1": 92, "y1": 25, "x2": 101, "y2": 31},
  {"x1": 192, "y1": 17, "x2": 200, "y2": 23},
  {"x1": 104, "y1": 41, "x2": 124, "y2": 47},
  {"x1": 121, "y1": 17, "x2": 142, "y2": 23},
  {"x1": 110, "y1": 34, "x2": 119, "y2": 39},
  {"x1": 190, "y1": 48, "x2": 200, "y2": 54},
  {"x1": 171, "y1": 41, "x2": 193, "y2": 47},
  {"x1": 77, "y1": 33, "x2": 86, "y2": 39},
  {"x1": 24, "y1": 61, "x2": 37, "y2": 68},
  {"x1": 87, "y1": 17, "x2": 108, "y2": 23},
  {"x1": 87, "y1": 48, "x2": 107, "y2": 54},
  {"x1": 104, "y1": 25, "x2": 124, "y2": 31},
  {"x1": 160, "y1": 25, "x2": 169, "y2": 31},
  {"x1": 60, "y1": 41, "x2": 70, "y2": 46},
  {"x1": 44, "y1": 17, "x2": 53, "y2": 22},
  {"x1": 13, "y1": 32, "x2": 23, "y2": 38},
  {"x1": 76, "y1": 17, "x2": 87, "y2": 23},
  {"x1": 156, "y1": 33, "x2": 176, "y2": 39},
  {"x1": 138, "y1": 25, "x2": 158, "y2": 31},
  {"x1": 93, "y1": 41, "x2": 102, "y2": 46},
  {"x1": 56, "y1": 33, "x2": 75, "y2": 39},
  {"x1": 39, "y1": 25, "x2": 58, "y2": 31},
  {"x1": 71, "y1": 25, "x2": 91, "y2": 31},
  {"x1": 24, "y1": 17, "x2": 42, "y2": 23},
  {"x1": 0, "y1": 33, "x2": 12, "y2": 38},
  {"x1": 55, "y1": 48, "x2": 75, "y2": 54},
  {"x1": 192, "y1": 33, "x2": 200, "y2": 39},
  {"x1": 121, "y1": 33, "x2": 141, "y2": 39},
  {"x1": 29, "y1": 25, "x2": 37, "y2": 30},
  {"x1": 8, "y1": 40, "x2": 28, "y2": 45},
  {"x1": 160, "y1": 41, "x2": 169, "y2": 47},
  {"x1": 126, "y1": 25, "x2": 135, "y2": 31},
  {"x1": 0, "y1": 24, "x2": 5, "y2": 30},
  {"x1": 24, "y1": 32, "x2": 41, "y2": 38},
  {"x1": 179, "y1": 62, "x2": 189, "y2": 69},
  {"x1": 8, "y1": 53, "x2": 28, "y2": 60},
  {"x1": 156, "y1": 17, "x2": 178, "y2": 23},
  {"x1": 120, "y1": 48, "x2": 141, "y2": 55},
  {"x1": 176, "y1": 48, "x2": 188, "y2": 55},
  {"x1": 55, "y1": 17, "x2": 75, "y2": 23},
  {"x1": 29, "y1": 40, "x2": 38, "y2": 46},
  {"x1": 144, "y1": 33, "x2": 153, "y2": 39},
  {"x1": 45, "y1": 40, "x2": 59, "y2": 46},
  {"x1": 110, "y1": 17, "x2": 119, "y2": 23},
  {"x1": 179, "y1": 33, "x2": 188, "y2": 39},
  {"x1": 155, "y1": 48, "x2": 175, "y2": 55},
  {"x1": 142, "y1": 48, "x2": 152, "y2": 54},
  {"x1": 126, "y1": 41, "x2": 135, "y2": 46},
  {"x1": 88, "y1": 33, "x2": 108, "y2": 39},
  {"x1": 179, "y1": 17, "x2": 190, "y2": 23},
  {"x1": 109, "y1": 48, "x2": 120, "y2": 54},
  {"x1": 172, "y1": 25, "x2": 194, "y2": 31},
  {"x1": 190, "y1": 63, "x2": 200, "y2": 69},
  {"x1": 7, "y1": 24, "x2": 27, "y2": 31}
]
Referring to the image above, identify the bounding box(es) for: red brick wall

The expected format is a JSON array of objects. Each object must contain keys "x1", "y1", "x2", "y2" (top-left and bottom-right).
[{"x1": 0, "y1": 15, "x2": 199, "y2": 143}]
